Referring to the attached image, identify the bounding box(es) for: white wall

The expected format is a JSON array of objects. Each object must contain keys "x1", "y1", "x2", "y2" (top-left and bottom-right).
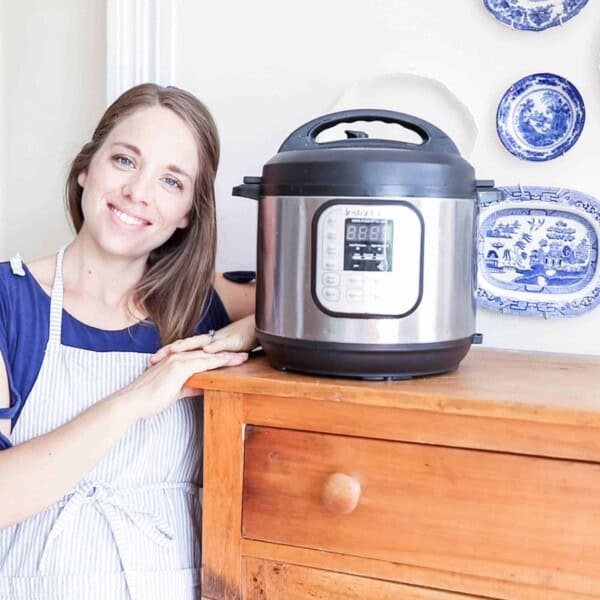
[
  {"x1": 1, "y1": 0, "x2": 106, "y2": 261},
  {"x1": 1, "y1": 1, "x2": 598, "y2": 355},
  {"x1": 174, "y1": 0, "x2": 600, "y2": 355}
]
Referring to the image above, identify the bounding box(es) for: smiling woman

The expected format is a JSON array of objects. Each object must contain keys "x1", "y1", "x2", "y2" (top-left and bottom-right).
[
  {"x1": 65, "y1": 85, "x2": 226, "y2": 344},
  {"x1": 0, "y1": 83, "x2": 256, "y2": 599},
  {"x1": 78, "y1": 109, "x2": 195, "y2": 250}
]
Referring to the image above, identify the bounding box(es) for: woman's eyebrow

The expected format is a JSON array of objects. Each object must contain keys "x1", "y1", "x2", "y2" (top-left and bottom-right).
[
  {"x1": 112, "y1": 141, "x2": 141, "y2": 155},
  {"x1": 167, "y1": 164, "x2": 192, "y2": 181},
  {"x1": 111, "y1": 141, "x2": 192, "y2": 181}
]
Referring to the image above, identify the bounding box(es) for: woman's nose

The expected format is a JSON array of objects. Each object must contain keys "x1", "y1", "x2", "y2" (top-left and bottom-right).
[{"x1": 122, "y1": 178, "x2": 152, "y2": 204}]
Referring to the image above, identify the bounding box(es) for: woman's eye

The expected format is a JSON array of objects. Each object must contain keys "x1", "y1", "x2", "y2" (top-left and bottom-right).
[
  {"x1": 163, "y1": 176, "x2": 183, "y2": 190},
  {"x1": 113, "y1": 155, "x2": 134, "y2": 168}
]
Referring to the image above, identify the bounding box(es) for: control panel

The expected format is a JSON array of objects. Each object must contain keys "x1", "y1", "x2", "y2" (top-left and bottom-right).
[{"x1": 314, "y1": 202, "x2": 423, "y2": 316}]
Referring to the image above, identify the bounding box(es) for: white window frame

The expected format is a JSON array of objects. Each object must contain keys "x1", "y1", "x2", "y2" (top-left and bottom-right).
[{"x1": 105, "y1": 0, "x2": 176, "y2": 104}]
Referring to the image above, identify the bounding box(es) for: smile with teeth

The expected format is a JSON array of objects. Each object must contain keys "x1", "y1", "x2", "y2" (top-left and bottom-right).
[{"x1": 109, "y1": 205, "x2": 149, "y2": 226}]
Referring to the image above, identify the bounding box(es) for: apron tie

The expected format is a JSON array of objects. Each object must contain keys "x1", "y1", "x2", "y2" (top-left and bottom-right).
[{"x1": 39, "y1": 480, "x2": 200, "y2": 598}]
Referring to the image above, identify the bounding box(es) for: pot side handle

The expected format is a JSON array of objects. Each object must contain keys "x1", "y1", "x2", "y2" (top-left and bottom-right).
[
  {"x1": 232, "y1": 176, "x2": 262, "y2": 200},
  {"x1": 475, "y1": 180, "x2": 505, "y2": 204}
]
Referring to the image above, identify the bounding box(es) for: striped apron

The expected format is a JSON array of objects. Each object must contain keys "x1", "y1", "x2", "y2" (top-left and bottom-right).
[{"x1": 0, "y1": 245, "x2": 204, "y2": 599}]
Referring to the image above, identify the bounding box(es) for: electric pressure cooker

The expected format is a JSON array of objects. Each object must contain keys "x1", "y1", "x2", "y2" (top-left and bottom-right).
[{"x1": 234, "y1": 109, "x2": 501, "y2": 379}]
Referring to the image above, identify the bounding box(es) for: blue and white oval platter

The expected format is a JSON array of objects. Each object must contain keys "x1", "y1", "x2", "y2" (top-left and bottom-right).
[
  {"x1": 477, "y1": 187, "x2": 600, "y2": 318},
  {"x1": 496, "y1": 73, "x2": 585, "y2": 161},
  {"x1": 483, "y1": 0, "x2": 589, "y2": 31}
]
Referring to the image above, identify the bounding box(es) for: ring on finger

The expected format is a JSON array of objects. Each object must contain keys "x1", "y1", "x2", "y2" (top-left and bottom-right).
[{"x1": 208, "y1": 329, "x2": 216, "y2": 344}]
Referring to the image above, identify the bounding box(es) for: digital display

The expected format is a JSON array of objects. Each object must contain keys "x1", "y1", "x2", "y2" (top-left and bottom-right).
[
  {"x1": 344, "y1": 218, "x2": 393, "y2": 272},
  {"x1": 345, "y1": 223, "x2": 387, "y2": 243}
]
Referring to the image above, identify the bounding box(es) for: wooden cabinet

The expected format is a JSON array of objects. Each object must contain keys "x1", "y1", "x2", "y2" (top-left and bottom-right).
[
  {"x1": 188, "y1": 348, "x2": 600, "y2": 600},
  {"x1": 242, "y1": 558, "x2": 480, "y2": 599}
]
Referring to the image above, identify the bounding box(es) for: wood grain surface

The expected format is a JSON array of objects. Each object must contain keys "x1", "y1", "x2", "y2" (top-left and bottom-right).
[
  {"x1": 242, "y1": 557, "x2": 487, "y2": 599},
  {"x1": 243, "y1": 426, "x2": 600, "y2": 597},
  {"x1": 196, "y1": 348, "x2": 600, "y2": 599},
  {"x1": 201, "y1": 391, "x2": 244, "y2": 600},
  {"x1": 240, "y1": 392, "x2": 600, "y2": 462},
  {"x1": 241, "y1": 539, "x2": 598, "y2": 600},
  {"x1": 187, "y1": 348, "x2": 600, "y2": 425}
]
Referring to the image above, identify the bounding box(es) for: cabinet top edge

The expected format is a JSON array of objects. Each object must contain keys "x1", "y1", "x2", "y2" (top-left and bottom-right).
[{"x1": 187, "y1": 348, "x2": 600, "y2": 425}]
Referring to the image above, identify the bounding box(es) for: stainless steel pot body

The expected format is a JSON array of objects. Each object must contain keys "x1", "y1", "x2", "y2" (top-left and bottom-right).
[{"x1": 256, "y1": 194, "x2": 477, "y2": 345}]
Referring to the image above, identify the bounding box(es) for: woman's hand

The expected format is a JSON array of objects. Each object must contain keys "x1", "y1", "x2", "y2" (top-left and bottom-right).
[
  {"x1": 149, "y1": 314, "x2": 257, "y2": 365},
  {"x1": 118, "y1": 349, "x2": 249, "y2": 421}
]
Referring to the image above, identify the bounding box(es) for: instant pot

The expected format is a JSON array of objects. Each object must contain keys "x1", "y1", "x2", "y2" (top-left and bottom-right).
[{"x1": 234, "y1": 109, "x2": 501, "y2": 379}]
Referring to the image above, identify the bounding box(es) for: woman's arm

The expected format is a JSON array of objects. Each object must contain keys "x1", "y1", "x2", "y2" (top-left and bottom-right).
[
  {"x1": 149, "y1": 274, "x2": 258, "y2": 364},
  {"x1": 0, "y1": 349, "x2": 247, "y2": 529},
  {"x1": 214, "y1": 273, "x2": 255, "y2": 321}
]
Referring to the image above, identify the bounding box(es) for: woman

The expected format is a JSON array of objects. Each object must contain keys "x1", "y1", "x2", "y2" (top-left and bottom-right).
[{"x1": 0, "y1": 83, "x2": 256, "y2": 598}]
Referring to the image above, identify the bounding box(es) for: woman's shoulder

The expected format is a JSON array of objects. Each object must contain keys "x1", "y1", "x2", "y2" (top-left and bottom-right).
[
  {"x1": 0, "y1": 253, "x2": 54, "y2": 290},
  {"x1": 0, "y1": 254, "x2": 51, "y2": 324},
  {"x1": 0, "y1": 252, "x2": 44, "y2": 287},
  {"x1": 24, "y1": 255, "x2": 55, "y2": 294}
]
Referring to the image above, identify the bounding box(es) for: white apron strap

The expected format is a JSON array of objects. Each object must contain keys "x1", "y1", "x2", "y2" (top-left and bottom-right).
[{"x1": 48, "y1": 244, "x2": 69, "y2": 344}]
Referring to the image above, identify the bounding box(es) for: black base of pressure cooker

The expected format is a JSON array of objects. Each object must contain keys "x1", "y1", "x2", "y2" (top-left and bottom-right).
[{"x1": 257, "y1": 332, "x2": 474, "y2": 380}]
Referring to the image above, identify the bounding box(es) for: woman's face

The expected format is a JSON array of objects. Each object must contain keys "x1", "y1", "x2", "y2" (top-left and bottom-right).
[{"x1": 77, "y1": 105, "x2": 199, "y2": 260}]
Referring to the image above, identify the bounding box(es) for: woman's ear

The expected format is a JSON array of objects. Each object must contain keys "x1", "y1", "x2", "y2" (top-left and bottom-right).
[{"x1": 77, "y1": 171, "x2": 87, "y2": 188}]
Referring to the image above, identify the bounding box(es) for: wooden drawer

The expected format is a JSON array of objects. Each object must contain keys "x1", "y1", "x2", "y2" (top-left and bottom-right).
[
  {"x1": 242, "y1": 557, "x2": 483, "y2": 600},
  {"x1": 242, "y1": 426, "x2": 600, "y2": 597}
]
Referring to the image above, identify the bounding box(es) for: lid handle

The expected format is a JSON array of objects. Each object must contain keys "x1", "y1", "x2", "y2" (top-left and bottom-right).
[{"x1": 278, "y1": 109, "x2": 460, "y2": 155}]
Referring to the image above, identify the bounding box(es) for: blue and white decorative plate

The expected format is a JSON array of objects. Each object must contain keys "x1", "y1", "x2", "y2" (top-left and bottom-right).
[
  {"x1": 496, "y1": 73, "x2": 585, "y2": 161},
  {"x1": 477, "y1": 187, "x2": 600, "y2": 318},
  {"x1": 483, "y1": 0, "x2": 589, "y2": 31}
]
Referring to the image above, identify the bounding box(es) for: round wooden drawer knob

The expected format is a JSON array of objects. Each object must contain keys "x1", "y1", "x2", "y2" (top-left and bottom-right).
[{"x1": 321, "y1": 473, "x2": 361, "y2": 515}]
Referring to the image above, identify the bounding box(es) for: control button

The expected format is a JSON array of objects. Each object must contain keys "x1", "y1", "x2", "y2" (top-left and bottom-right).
[
  {"x1": 346, "y1": 289, "x2": 364, "y2": 302},
  {"x1": 323, "y1": 287, "x2": 340, "y2": 302},
  {"x1": 323, "y1": 273, "x2": 340, "y2": 286},
  {"x1": 323, "y1": 259, "x2": 339, "y2": 270},
  {"x1": 326, "y1": 216, "x2": 338, "y2": 227},
  {"x1": 326, "y1": 231, "x2": 337, "y2": 241},
  {"x1": 346, "y1": 275, "x2": 364, "y2": 287},
  {"x1": 326, "y1": 245, "x2": 337, "y2": 256}
]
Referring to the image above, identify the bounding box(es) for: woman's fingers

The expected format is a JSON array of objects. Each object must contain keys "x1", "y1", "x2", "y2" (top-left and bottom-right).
[
  {"x1": 175, "y1": 350, "x2": 248, "y2": 393},
  {"x1": 201, "y1": 334, "x2": 241, "y2": 354},
  {"x1": 180, "y1": 386, "x2": 201, "y2": 398},
  {"x1": 150, "y1": 333, "x2": 213, "y2": 364},
  {"x1": 164, "y1": 349, "x2": 248, "y2": 376},
  {"x1": 188, "y1": 350, "x2": 248, "y2": 370}
]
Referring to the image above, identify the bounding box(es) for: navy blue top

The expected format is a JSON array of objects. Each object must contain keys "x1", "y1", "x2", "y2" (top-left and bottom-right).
[{"x1": 0, "y1": 261, "x2": 230, "y2": 449}]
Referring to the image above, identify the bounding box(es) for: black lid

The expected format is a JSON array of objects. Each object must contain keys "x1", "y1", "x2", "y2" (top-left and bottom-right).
[{"x1": 233, "y1": 109, "x2": 479, "y2": 200}]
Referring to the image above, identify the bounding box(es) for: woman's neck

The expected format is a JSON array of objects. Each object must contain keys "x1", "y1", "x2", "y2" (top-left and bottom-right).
[{"x1": 62, "y1": 234, "x2": 148, "y2": 324}]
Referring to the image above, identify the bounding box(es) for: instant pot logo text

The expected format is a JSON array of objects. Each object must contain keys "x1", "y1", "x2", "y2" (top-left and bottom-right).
[{"x1": 344, "y1": 207, "x2": 384, "y2": 219}]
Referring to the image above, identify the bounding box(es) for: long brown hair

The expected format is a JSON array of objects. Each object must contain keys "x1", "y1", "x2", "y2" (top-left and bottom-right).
[{"x1": 65, "y1": 83, "x2": 220, "y2": 344}]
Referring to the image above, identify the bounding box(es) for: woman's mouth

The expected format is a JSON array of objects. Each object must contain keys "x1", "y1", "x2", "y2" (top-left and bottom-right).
[{"x1": 108, "y1": 204, "x2": 151, "y2": 227}]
